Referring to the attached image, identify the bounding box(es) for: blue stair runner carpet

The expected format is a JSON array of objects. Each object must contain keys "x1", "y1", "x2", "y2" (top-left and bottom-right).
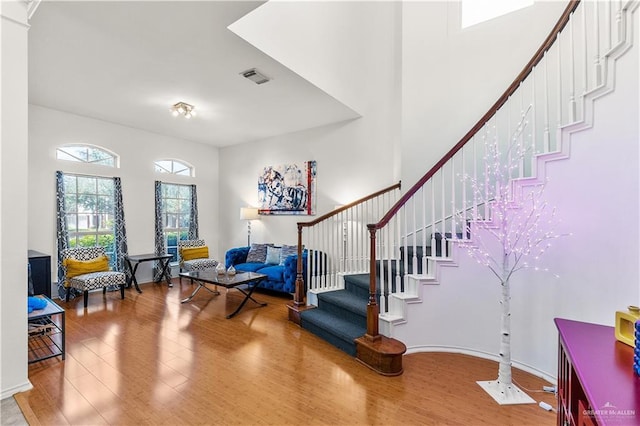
[{"x1": 300, "y1": 274, "x2": 370, "y2": 356}]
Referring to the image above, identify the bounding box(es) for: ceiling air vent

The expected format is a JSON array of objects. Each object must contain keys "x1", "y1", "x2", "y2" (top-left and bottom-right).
[{"x1": 240, "y1": 68, "x2": 270, "y2": 85}]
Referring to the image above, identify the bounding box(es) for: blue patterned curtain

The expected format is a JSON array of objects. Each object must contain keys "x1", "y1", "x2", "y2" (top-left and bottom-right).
[
  {"x1": 55, "y1": 171, "x2": 69, "y2": 286},
  {"x1": 188, "y1": 184, "x2": 199, "y2": 239},
  {"x1": 153, "y1": 181, "x2": 165, "y2": 280},
  {"x1": 113, "y1": 177, "x2": 129, "y2": 279}
]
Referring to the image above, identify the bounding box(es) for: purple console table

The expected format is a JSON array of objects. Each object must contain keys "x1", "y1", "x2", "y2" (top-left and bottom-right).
[{"x1": 555, "y1": 318, "x2": 640, "y2": 425}]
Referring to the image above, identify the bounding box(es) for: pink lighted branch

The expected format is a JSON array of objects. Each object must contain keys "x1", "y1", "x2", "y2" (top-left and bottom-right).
[{"x1": 457, "y1": 105, "x2": 568, "y2": 403}]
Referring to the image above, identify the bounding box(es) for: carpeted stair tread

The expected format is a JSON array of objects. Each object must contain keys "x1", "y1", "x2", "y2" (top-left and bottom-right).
[
  {"x1": 344, "y1": 274, "x2": 371, "y2": 299},
  {"x1": 345, "y1": 273, "x2": 370, "y2": 289},
  {"x1": 345, "y1": 272, "x2": 404, "y2": 295},
  {"x1": 318, "y1": 290, "x2": 367, "y2": 316},
  {"x1": 300, "y1": 309, "x2": 366, "y2": 356}
]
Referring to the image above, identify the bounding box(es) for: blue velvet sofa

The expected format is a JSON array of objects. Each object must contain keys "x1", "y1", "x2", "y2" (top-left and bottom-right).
[{"x1": 225, "y1": 245, "x2": 306, "y2": 294}]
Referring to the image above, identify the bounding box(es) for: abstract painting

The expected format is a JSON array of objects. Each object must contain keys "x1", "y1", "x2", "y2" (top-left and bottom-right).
[{"x1": 258, "y1": 160, "x2": 316, "y2": 215}]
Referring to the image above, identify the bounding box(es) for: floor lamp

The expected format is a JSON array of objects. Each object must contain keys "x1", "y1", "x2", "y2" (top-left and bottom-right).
[{"x1": 240, "y1": 207, "x2": 259, "y2": 246}]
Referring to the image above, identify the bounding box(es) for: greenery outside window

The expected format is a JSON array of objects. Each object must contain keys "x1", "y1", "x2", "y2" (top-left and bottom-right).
[
  {"x1": 161, "y1": 183, "x2": 192, "y2": 262},
  {"x1": 63, "y1": 174, "x2": 116, "y2": 267},
  {"x1": 57, "y1": 144, "x2": 118, "y2": 167}
]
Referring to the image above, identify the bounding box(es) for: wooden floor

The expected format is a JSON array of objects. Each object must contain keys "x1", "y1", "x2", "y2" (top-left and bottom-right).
[{"x1": 18, "y1": 279, "x2": 557, "y2": 425}]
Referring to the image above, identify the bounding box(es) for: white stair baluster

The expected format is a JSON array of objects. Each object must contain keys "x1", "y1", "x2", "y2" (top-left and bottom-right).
[
  {"x1": 421, "y1": 185, "x2": 427, "y2": 272},
  {"x1": 594, "y1": 0, "x2": 602, "y2": 86},
  {"x1": 461, "y1": 147, "x2": 467, "y2": 240},
  {"x1": 557, "y1": 33, "x2": 563, "y2": 146},
  {"x1": 396, "y1": 207, "x2": 402, "y2": 291},
  {"x1": 431, "y1": 178, "x2": 436, "y2": 262},
  {"x1": 450, "y1": 158, "x2": 455, "y2": 240},
  {"x1": 605, "y1": 0, "x2": 611, "y2": 52},
  {"x1": 569, "y1": 13, "x2": 577, "y2": 123},
  {"x1": 473, "y1": 134, "x2": 478, "y2": 223},
  {"x1": 441, "y1": 167, "x2": 446, "y2": 257},
  {"x1": 543, "y1": 52, "x2": 551, "y2": 153}
]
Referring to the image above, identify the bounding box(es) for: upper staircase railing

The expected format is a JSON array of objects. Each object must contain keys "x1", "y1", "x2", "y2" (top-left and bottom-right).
[
  {"x1": 362, "y1": 0, "x2": 638, "y2": 341},
  {"x1": 291, "y1": 182, "x2": 401, "y2": 308}
]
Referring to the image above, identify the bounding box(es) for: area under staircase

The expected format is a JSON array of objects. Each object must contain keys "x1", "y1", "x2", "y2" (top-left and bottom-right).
[{"x1": 288, "y1": 0, "x2": 639, "y2": 375}]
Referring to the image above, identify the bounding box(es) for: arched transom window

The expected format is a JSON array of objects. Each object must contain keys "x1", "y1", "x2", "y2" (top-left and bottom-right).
[
  {"x1": 154, "y1": 159, "x2": 194, "y2": 177},
  {"x1": 56, "y1": 144, "x2": 118, "y2": 167}
]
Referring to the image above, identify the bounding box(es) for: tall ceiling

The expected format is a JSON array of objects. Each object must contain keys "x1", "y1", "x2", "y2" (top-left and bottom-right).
[{"x1": 28, "y1": 1, "x2": 359, "y2": 147}]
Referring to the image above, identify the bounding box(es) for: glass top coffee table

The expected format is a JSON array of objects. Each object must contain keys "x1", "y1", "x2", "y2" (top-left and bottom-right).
[{"x1": 178, "y1": 270, "x2": 267, "y2": 318}]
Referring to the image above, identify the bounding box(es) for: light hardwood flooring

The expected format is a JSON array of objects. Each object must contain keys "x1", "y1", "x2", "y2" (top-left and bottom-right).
[{"x1": 17, "y1": 278, "x2": 557, "y2": 425}]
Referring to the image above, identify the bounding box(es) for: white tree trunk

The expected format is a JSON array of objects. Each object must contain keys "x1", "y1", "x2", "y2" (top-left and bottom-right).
[{"x1": 497, "y1": 254, "x2": 512, "y2": 390}]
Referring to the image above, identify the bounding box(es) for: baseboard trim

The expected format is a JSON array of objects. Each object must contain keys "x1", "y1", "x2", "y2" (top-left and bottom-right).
[
  {"x1": 1, "y1": 380, "x2": 33, "y2": 400},
  {"x1": 405, "y1": 345, "x2": 556, "y2": 385}
]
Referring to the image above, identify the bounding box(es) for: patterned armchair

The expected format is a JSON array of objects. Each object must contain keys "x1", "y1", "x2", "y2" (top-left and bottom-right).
[
  {"x1": 178, "y1": 239, "x2": 218, "y2": 282},
  {"x1": 61, "y1": 246, "x2": 126, "y2": 308}
]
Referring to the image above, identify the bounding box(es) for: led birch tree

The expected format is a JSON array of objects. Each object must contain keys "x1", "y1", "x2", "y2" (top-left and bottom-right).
[{"x1": 458, "y1": 107, "x2": 565, "y2": 404}]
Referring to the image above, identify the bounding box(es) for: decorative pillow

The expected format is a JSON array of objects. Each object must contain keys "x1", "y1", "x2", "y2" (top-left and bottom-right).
[
  {"x1": 64, "y1": 255, "x2": 110, "y2": 278},
  {"x1": 181, "y1": 246, "x2": 209, "y2": 261},
  {"x1": 246, "y1": 243, "x2": 271, "y2": 263},
  {"x1": 265, "y1": 246, "x2": 282, "y2": 265},
  {"x1": 279, "y1": 245, "x2": 298, "y2": 266}
]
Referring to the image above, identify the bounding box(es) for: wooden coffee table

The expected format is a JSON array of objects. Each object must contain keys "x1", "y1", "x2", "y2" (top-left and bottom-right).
[{"x1": 178, "y1": 270, "x2": 267, "y2": 318}]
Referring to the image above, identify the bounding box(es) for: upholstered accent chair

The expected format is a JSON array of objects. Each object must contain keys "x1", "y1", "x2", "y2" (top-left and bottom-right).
[
  {"x1": 61, "y1": 246, "x2": 126, "y2": 308},
  {"x1": 178, "y1": 239, "x2": 218, "y2": 283}
]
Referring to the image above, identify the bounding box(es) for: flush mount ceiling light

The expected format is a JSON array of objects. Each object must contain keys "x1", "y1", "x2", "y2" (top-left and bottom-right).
[
  {"x1": 170, "y1": 102, "x2": 196, "y2": 119},
  {"x1": 240, "y1": 68, "x2": 270, "y2": 85}
]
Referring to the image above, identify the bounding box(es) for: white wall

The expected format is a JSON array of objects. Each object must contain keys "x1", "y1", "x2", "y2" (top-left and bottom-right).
[
  {"x1": 218, "y1": 1, "x2": 402, "y2": 252},
  {"x1": 28, "y1": 105, "x2": 220, "y2": 287},
  {"x1": 1, "y1": 0, "x2": 31, "y2": 399},
  {"x1": 218, "y1": 114, "x2": 398, "y2": 251},
  {"x1": 401, "y1": 1, "x2": 568, "y2": 187}
]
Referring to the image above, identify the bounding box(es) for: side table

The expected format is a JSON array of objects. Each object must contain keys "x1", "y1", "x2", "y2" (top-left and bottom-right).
[
  {"x1": 28, "y1": 295, "x2": 65, "y2": 364},
  {"x1": 124, "y1": 253, "x2": 173, "y2": 293}
]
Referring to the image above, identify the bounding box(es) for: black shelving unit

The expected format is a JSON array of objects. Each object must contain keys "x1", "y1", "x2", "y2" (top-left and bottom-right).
[{"x1": 28, "y1": 295, "x2": 65, "y2": 364}]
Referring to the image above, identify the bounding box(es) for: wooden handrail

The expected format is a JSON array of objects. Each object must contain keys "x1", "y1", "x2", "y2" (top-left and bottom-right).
[
  {"x1": 371, "y1": 0, "x2": 580, "y2": 232},
  {"x1": 297, "y1": 181, "x2": 401, "y2": 229},
  {"x1": 292, "y1": 181, "x2": 402, "y2": 307}
]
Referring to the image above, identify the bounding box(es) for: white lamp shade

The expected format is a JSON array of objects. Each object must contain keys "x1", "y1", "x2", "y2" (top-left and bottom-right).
[{"x1": 240, "y1": 207, "x2": 259, "y2": 220}]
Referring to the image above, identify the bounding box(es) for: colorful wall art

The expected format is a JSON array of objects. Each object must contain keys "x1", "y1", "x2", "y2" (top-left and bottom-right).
[{"x1": 258, "y1": 161, "x2": 316, "y2": 215}]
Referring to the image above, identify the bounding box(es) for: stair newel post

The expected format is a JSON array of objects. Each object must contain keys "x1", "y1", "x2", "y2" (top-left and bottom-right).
[
  {"x1": 294, "y1": 223, "x2": 305, "y2": 307},
  {"x1": 366, "y1": 225, "x2": 380, "y2": 341},
  {"x1": 287, "y1": 223, "x2": 309, "y2": 324}
]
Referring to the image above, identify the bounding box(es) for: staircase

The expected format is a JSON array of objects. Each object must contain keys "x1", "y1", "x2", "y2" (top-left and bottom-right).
[
  {"x1": 289, "y1": 0, "x2": 640, "y2": 376},
  {"x1": 299, "y1": 242, "x2": 442, "y2": 357}
]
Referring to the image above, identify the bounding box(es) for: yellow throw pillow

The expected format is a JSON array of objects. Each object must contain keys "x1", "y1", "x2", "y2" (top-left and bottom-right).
[
  {"x1": 64, "y1": 255, "x2": 110, "y2": 279},
  {"x1": 181, "y1": 246, "x2": 209, "y2": 261}
]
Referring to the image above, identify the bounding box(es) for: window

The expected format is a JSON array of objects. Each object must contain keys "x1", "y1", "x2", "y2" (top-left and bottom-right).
[
  {"x1": 160, "y1": 183, "x2": 192, "y2": 262},
  {"x1": 154, "y1": 159, "x2": 194, "y2": 177},
  {"x1": 57, "y1": 144, "x2": 118, "y2": 167},
  {"x1": 63, "y1": 174, "x2": 116, "y2": 266},
  {"x1": 461, "y1": 0, "x2": 533, "y2": 28}
]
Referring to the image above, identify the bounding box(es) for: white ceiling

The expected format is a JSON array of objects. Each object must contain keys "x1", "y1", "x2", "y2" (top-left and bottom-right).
[{"x1": 28, "y1": 1, "x2": 359, "y2": 147}]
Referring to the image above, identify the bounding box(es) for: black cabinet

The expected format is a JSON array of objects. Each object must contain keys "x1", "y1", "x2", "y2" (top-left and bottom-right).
[{"x1": 28, "y1": 250, "x2": 51, "y2": 298}]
